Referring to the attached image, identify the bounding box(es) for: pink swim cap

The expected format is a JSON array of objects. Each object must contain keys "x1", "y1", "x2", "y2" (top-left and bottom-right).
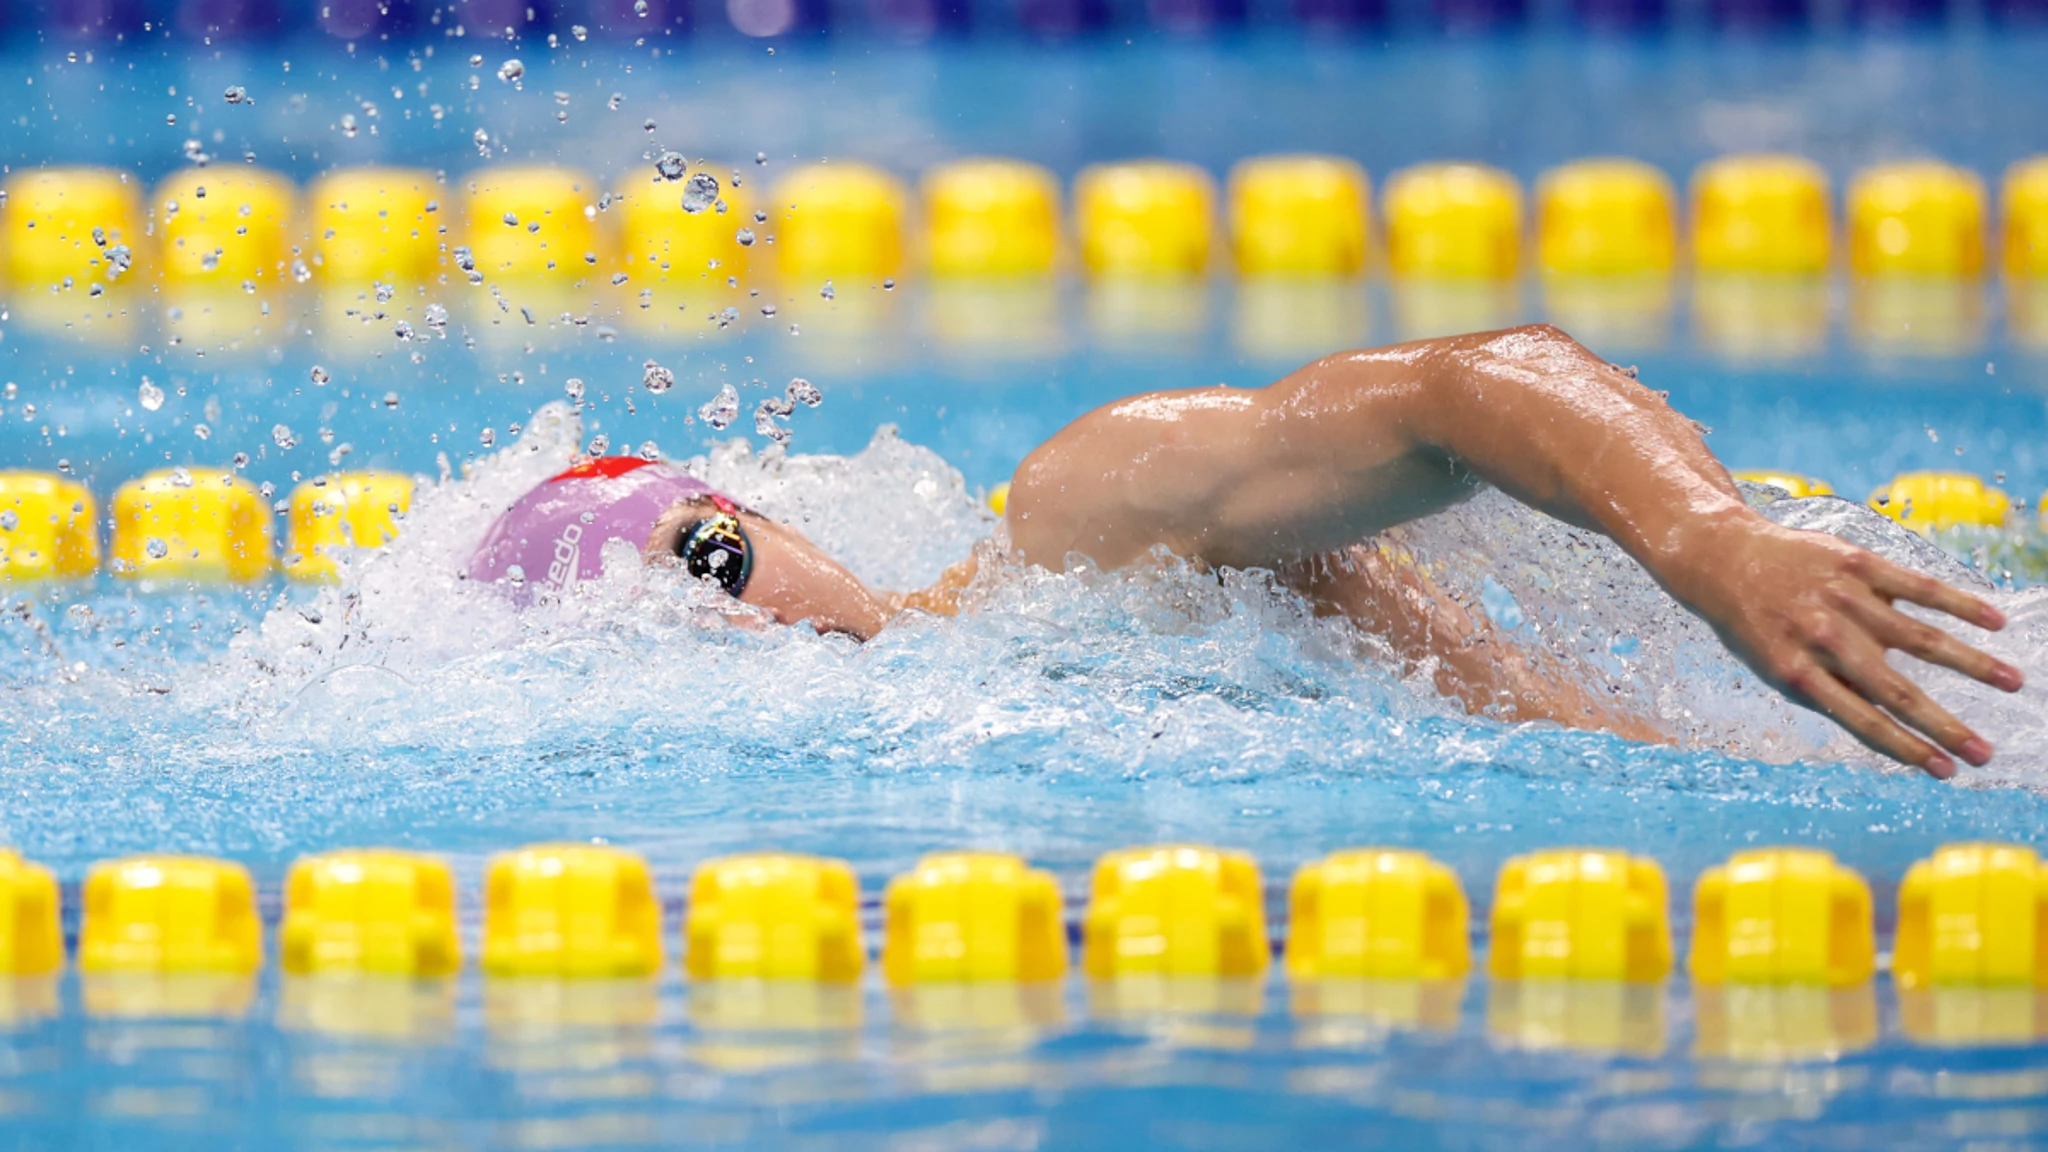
[{"x1": 468, "y1": 457, "x2": 728, "y2": 601}]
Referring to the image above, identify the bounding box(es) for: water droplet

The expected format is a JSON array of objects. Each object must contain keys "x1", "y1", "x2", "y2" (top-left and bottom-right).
[
  {"x1": 755, "y1": 151, "x2": 768, "y2": 165},
  {"x1": 473, "y1": 128, "x2": 491, "y2": 157},
  {"x1": 425, "y1": 303, "x2": 449, "y2": 330},
  {"x1": 291, "y1": 257, "x2": 312, "y2": 283},
  {"x1": 655, "y1": 151, "x2": 687, "y2": 181},
  {"x1": 310, "y1": 365, "x2": 330, "y2": 385},
  {"x1": 0, "y1": 510, "x2": 16, "y2": 531},
  {"x1": 608, "y1": 92, "x2": 624, "y2": 110},
  {"x1": 643, "y1": 360, "x2": 675, "y2": 393},
  {"x1": 496, "y1": 58, "x2": 525, "y2": 85},
  {"x1": 106, "y1": 245, "x2": 132, "y2": 279},
  {"x1": 611, "y1": 272, "x2": 630, "y2": 286},
  {"x1": 223, "y1": 84, "x2": 249, "y2": 104},
  {"x1": 572, "y1": 23, "x2": 589, "y2": 38},
  {"x1": 193, "y1": 423, "x2": 211, "y2": 440},
  {"x1": 819, "y1": 280, "x2": 835, "y2": 300},
  {"x1": 340, "y1": 113, "x2": 358, "y2": 138},
  {"x1": 138, "y1": 378, "x2": 164, "y2": 410},
  {"x1": 786, "y1": 376, "x2": 821, "y2": 407},
  {"x1": 564, "y1": 378, "x2": 585, "y2": 400},
  {"x1": 588, "y1": 433, "x2": 610, "y2": 455},
  {"x1": 760, "y1": 303, "x2": 778, "y2": 317},
  {"x1": 502, "y1": 211, "x2": 519, "y2": 227},
  {"x1": 882, "y1": 277, "x2": 895, "y2": 291},
  {"x1": 698, "y1": 383, "x2": 739, "y2": 430},
  {"x1": 680, "y1": 172, "x2": 720, "y2": 214},
  {"x1": 735, "y1": 227, "x2": 755, "y2": 246},
  {"x1": 479, "y1": 427, "x2": 496, "y2": 447},
  {"x1": 273, "y1": 423, "x2": 297, "y2": 449},
  {"x1": 754, "y1": 395, "x2": 796, "y2": 444},
  {"x1": 382, "y1": 392, "x2": 400, "y2": 409},
  {"x1": 642, "y1": 118, "x2": 657, "y2": 133},
  {"x1": 91, "y1": 226, "x2": 106, "y2": 247},
  {"x1": 145, "y1": 537, "x2": 168, "y2": 559}
]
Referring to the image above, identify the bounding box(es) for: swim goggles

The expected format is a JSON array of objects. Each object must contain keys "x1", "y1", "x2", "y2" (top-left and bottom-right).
[{"x1": 674, "y1": 494, "x2": 753, "y2": 597}]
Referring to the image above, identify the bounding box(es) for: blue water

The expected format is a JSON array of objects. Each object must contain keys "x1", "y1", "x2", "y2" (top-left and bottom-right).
[{"x1": 4, "y1": 29, "x2": 2048, "y2": 1152}]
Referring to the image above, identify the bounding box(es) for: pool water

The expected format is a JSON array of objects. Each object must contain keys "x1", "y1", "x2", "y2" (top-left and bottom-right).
[{"x1": 4, "y1": 28, "x2": 2048, "y2": 1152}]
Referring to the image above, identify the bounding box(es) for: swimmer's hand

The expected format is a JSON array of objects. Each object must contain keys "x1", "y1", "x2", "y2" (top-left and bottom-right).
[{"x1": 1676, "y1": 517, "x2": 2024, "y2": 778}]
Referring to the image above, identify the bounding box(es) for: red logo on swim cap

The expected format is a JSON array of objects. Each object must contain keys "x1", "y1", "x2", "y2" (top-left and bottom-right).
[{"x1": 550, "y1": 456, "x2": 657, "y2": 483}]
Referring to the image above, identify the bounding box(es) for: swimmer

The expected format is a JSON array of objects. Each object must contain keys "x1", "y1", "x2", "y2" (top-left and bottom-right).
[{"x1": 470, "y1": 324, "x2": 2025, "y2": 778}]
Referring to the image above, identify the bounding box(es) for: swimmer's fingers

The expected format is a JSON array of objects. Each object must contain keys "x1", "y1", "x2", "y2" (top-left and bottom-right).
[
  {"x1": 1825, "y1": 622, "x2": 1987, "y2": 766},
  {"x1": 1841, "y1": 592, "x2": 2026, "y2": 694},
  {"x1": 1787, "y1": 658, "x2": 1955, "y2": 779},
  {"x1": 1865, "y1": 558, "x2": 2009, "y2": 632}
]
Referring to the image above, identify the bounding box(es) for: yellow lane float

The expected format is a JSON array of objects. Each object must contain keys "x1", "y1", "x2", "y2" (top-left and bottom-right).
[
  {"x1": 110, "y1": 468, "x2": 272, "y2": 582},
  {"x1": 0, "y1": 471, "x2": 98, "y2": 580},
  {"x1": 281, "y1": 849, "x2": 461, "y2": 977},
  {"x1": 482, "y1": 843, "x2": 663, "y2": 978}
]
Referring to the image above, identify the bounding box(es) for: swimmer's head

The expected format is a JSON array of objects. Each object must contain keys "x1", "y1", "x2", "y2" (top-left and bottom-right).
[{"x1": 468, "y1": 456, "x2": 892, "y2": 639}]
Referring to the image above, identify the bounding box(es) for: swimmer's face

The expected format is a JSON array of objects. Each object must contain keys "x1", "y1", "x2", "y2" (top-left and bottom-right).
[{"x1": 648, "y1": 497, "x2": 893, "y2": 641}]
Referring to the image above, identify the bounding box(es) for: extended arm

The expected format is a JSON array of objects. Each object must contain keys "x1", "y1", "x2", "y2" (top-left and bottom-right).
[{"x1": 1005, "y1": 324, "x2": 2023, "y2": 776}]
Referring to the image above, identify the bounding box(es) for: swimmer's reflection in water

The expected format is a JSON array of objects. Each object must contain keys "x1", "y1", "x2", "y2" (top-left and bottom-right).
[{"x1": 468, "y1": 324, "x2": 2024, "y2": 779}]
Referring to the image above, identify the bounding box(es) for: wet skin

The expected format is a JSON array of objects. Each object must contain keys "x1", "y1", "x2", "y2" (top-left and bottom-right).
[{"x1": 649, "y1": 324, "x2": 2025, "y2": 778}]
